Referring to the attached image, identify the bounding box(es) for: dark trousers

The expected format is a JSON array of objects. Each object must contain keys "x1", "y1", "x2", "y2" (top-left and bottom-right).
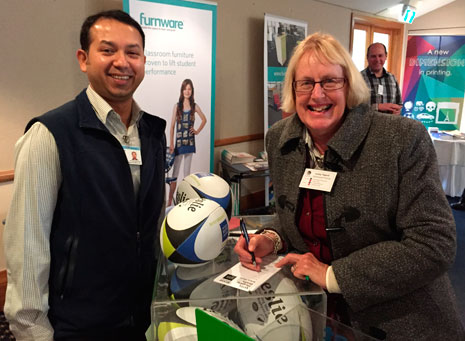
[{"x1": 460, "y1": 188, "x2": 465, "y2": 201}]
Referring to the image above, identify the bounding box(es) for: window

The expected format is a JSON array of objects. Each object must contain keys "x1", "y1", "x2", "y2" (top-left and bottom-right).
[
  {"x1": 350, "y1": 14, "x2": 404, "y2": 81},
  {"x1": 352, "y1": 25, "x2": 368, "y2": 70}
]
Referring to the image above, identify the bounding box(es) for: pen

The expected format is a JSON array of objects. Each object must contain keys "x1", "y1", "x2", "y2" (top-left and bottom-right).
[{"x1": 239, "y1": 218, "x2": 256, "y2": 266}]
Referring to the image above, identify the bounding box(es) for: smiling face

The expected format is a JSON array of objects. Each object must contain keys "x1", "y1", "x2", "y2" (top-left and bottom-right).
[
  {"x1": 367, "y1": 43, "x2": 387, "y2": 75},
  {"x1": 294, "y1": 52, "x2": 347, "y2": 143},
  {"x1": 77, "y1": 18, "x2": 145, "y2": 109},
  {"x1": 183, "y1": 84, "x2": 192, "y2": 99}
]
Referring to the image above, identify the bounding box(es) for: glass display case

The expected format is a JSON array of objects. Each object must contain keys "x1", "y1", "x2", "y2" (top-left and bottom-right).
[{"x1": 150, "y1": 216, "x2": 379, "y2": 340}]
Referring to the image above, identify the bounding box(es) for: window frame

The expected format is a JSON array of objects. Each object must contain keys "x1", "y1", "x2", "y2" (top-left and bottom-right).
[{"x1": 350, "y1": 13, "x2": 405, "y2": 82}]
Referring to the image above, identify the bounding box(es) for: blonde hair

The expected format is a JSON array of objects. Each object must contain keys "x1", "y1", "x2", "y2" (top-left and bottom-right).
[{"x1": 281, "y1": 32, "x2": 369, "y2": 113}]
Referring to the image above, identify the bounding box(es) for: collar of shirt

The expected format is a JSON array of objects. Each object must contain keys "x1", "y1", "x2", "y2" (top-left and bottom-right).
[
  {"x1": 304, "y1": 128, "x2": 324, "y2": 169},
  {"x1": 85, "y1": 85, "x2": 144, "y2": 127},
  {"x1": 367, "y1": 67, "x2": 388, "y2": 79},
  {"x1": 85, "y1": 86, "x2": 142, "y2": 197}
]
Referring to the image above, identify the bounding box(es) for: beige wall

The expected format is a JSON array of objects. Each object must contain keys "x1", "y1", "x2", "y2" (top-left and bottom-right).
[{"x1": 409, "y1": 0, "x2": 465, "y2": 34}]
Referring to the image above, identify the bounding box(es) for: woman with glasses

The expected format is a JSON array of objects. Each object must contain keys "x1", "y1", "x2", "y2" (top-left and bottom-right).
[{"x1": 234, "y1": 32, "x2": 464, "y2": 339}]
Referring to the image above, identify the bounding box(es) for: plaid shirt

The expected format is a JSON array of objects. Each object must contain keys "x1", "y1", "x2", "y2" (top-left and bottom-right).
[{"x1": 361, "y1": 67, "x2": 402, "y2": 113}]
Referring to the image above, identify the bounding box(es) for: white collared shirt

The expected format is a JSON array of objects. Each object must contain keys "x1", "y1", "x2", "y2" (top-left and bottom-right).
[
  {"x1": 304, "y1": 128, "x2": 325, "y2": 170},
  {"x1": 86, "y1": 85, "x2": 143, "y2": 197},
  {"x1": 4, "y1": 86, "x2": 144, "y2": 340}
]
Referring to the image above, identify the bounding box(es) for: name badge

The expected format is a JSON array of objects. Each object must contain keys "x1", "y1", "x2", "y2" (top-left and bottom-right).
[
  {"x1": 123, "y1": 145, "x2": 142, "y2": 165},
  {"x1": 377, "y1": 84, "x2": 384, "y2": 95},
  {"x1": 299, "y1": 168, "x2": 337, "y2": 192}
]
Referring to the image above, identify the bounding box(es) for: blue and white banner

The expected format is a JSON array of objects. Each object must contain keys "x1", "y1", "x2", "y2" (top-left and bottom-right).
[{"x1": 124, "y1": 0, "x2": 217, "y2": 178}]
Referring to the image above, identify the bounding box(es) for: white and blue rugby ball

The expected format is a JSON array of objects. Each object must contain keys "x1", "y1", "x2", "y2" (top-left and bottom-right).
[
  {"x1": 160, "y1": 198, "x2": 229, "y2": 266},
  {"x1": 175, "y1": 172, "x2": 233, "y2": 218},
  {"x1": 188, "y1": 277, "x2": 237, "y2": 315},
  {"x1": 169, "y1": 242, "x2": 237, "y2": 299},
  {"x1": 237, "y1": 272, "x2": 313, "y2": 341}
]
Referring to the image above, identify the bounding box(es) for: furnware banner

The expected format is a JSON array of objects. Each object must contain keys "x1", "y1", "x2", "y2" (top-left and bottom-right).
[{"x1": 124, "y1": 0, "x2": 216, "y2": 175}]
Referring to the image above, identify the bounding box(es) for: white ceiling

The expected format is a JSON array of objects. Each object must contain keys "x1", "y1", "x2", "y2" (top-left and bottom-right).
[{"x1": 314, "y1": 0, "x2": 456, "y2": 21}]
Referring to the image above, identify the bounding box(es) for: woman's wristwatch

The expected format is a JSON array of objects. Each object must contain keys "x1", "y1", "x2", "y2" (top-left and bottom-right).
[{"x1": 260, "y1": 229, "x2": 283, "y2": 255}]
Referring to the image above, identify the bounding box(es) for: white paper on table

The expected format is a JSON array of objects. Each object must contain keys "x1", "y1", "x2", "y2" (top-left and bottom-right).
[
  {"x1": 213, "y1": 255, "x2": 283, "y2": 292},
  {"x1": 443, "y1": 130, "x2": 463, "y2": 137}
]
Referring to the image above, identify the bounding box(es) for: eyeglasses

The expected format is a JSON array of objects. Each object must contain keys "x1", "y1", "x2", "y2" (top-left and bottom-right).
[{"x1": 293, "y1": 78, "x2": 346, "y2": 93}]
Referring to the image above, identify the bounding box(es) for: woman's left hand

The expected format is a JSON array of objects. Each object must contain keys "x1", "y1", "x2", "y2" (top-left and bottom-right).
[
  {"x1": 190, "y1": 127, "x2": 198, "y2": 135},
  {"x1": 275, "y1": 253, "x2": 329, "y2": 289}
]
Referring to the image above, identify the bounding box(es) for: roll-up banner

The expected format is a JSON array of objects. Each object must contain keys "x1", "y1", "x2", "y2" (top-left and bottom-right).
[
  {"x1": 402, "y1": 35, "x2": 465, "y2": 132},
  {"x1": 124, "y1": 0, "x2": 217, "y2": 184},
  {"x1": 264, "y1": 14, "x2": 307, "y2": 133}
]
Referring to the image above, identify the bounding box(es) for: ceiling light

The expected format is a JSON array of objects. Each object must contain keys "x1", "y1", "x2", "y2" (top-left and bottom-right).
[{"x1": 399, "y1": 4, "x2": 416, "y2": 23}]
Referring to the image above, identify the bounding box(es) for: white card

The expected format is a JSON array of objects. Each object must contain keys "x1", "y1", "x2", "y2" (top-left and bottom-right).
[
  {"x1": 213, "y1": 255, "x2": 283, "y2": 292},
  {"x1": 377, "y1": 84, "x2": 384, "y2": 95},
  {"x1": 123, "y1": 145, "x2": 142, "y2": 165},
  {"x1": 299, "y1": 168, "x2": 337, "y2": 192}
]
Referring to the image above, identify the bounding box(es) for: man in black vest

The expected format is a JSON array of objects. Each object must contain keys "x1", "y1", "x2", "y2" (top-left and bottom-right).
[{"x1": 4, "y1": 10, "x2": 166, "y2": 341}]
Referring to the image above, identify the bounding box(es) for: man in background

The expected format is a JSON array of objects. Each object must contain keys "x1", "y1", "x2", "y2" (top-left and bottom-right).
[
  {"x1": 361, "y1": 42, "x2": 403, "y2": 115},
  {"x1": 4, "y1": 10, "x2": 165, "y2": 341}
]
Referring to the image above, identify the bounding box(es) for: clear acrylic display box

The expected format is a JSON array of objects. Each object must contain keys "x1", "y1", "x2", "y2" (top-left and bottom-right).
[{"x1": 150, "y1": 215, "x2": 378, "y2": 340}]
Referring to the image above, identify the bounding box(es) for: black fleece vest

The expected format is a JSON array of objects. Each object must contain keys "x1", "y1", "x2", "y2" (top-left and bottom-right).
[{"x1": 26, "y1": 90, "x2": 166, "y2": 338}]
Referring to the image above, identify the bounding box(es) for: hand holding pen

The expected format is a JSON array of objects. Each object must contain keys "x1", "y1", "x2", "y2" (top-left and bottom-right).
[
  {"x1": 239, "y1": 218, "x2": 256, "y2": 266},
  {"x1": 234, "y1": 218, "x2": 276, "y2": 271}
]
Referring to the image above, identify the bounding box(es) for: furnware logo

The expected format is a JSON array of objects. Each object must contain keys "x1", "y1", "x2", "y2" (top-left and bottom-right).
[{"x1": 139, "y1": 13, "x2": 184, "y2": 31}]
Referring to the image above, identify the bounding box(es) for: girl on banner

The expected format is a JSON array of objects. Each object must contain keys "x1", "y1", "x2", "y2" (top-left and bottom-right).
[{"x1": 168, "y1": 79, "x2": 207, "y2": 205}]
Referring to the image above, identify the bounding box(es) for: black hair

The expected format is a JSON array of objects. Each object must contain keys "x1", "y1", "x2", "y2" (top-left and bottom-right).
[
  {"x1": 366, "y1": 42, "x2": 387, "y2": 57},
  {"x1": 80, "y1": 10, "x2": 145, "y2": 51}
]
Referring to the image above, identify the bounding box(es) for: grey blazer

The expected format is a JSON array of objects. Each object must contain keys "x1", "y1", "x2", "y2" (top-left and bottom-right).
[{"x1": 266, "y1": 104, "x2": 464, "y2": 340}]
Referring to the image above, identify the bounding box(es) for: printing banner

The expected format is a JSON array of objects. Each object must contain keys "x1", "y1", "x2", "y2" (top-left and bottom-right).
[
  {"x1": 402, "y1": 35, "x2": 465, "y2": 131},
  {"x1": 124, "y1": 0, "x2": 217, "y2": 179},
  {"x1": 264, "y1": 14, "x2": 307, "y2": 132}
]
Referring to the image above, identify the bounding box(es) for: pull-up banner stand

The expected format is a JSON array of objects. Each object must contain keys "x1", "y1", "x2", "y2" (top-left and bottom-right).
[
  {"x1": 264, "y1": 14, "x2": 307, "y2": 132},
  {"x1": 124, "y1": 0, "x2": 217, "y2": 176}
]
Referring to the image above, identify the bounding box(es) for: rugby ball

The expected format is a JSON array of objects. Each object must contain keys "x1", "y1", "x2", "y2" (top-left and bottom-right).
[
  {"x1": 237, "y1": 272, "x2": 312, "y2": 340},
  {"x1": 169, "y1": 267, "x2": 206, "y2": 300},
  {"x1": 189, "y1": 277, "x2": 237, "y2": 315},
  {"x1": 169, "y1": 242, "x2": 237, "y2": 299},
  {"x1": 175, "y1": 172, "x2": 233, "y2": 218},
  {"x1": 157, "y1": 321, "x2": 197, "y2": 341},
  {"x1": 160, "y1": 198, "x2": 229, "y2": 266},
  {"x1": 175, "y1": 238, "x2": 237, "y2": 280}
]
